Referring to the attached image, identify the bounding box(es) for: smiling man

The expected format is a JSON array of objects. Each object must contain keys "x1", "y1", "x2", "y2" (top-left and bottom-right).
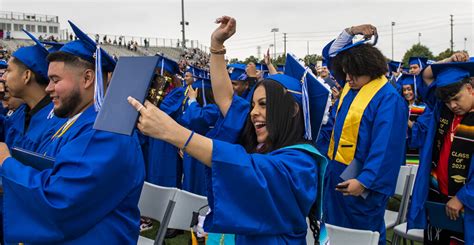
[{"x1": 0, "y1": 21, "x2": 145, "y2": 244}]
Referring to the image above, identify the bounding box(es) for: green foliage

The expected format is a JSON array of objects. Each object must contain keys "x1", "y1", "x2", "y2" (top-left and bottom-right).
[
  {"x1": 303, "y1": 54, "x2": 322, "y2": 66},
  {"x1": 435, "y1": 48, "x2": 454, "y2": 61},
  {"x1": 273, "y1": 54, "x2": 286, "y2": 66},
  {"x1": 401, "y1": 44, "x2": 435, "y2": 65},
  {"x1": 243, "y1": 55, "x2": 259, "y2": 64},
  {"x1": 228, "y1": 58, "x2": 241, "y2": 64}
]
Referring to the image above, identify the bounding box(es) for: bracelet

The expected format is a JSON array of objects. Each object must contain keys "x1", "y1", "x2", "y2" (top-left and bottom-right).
[
  {"x1": 182, "y1": 131, "x2": 195, "y2": 151},
  {"x1": 210, "y1": 45, "x2": 226, "y2": 55}
]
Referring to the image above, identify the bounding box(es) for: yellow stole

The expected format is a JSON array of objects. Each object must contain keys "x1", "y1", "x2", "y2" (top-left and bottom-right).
[{"x1": 328, "y1": 76, "x2": 387, "y2": 165}]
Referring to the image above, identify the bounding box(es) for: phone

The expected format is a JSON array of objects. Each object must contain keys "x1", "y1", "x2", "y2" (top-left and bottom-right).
[{"x1": 335, "y1": 183, "x2": 349, "y2": 189}]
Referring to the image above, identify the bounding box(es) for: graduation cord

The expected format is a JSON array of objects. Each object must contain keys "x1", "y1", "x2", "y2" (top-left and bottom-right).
[
  {"x1": 51, "y1": 113, "x2": 82, "y2": 139},
  {"x1": 308, "y1": 204, "x2": 321, "y2": 244}
]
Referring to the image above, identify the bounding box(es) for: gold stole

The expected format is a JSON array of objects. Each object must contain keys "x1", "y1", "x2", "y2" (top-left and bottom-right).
[{"x1": 328, "y1": 76, "x2": 387, "y2": 165}]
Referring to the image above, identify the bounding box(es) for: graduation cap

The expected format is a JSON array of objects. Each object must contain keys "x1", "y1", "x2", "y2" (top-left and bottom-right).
[
  {"x1": 470, "y1": 57, "x2": 474, "y2": 62},
  {"x1": 408, "y1": 57, "x2": 428, "y2": 69},
  {"x1": 267, "y1": 53, "x2": 331, "y2": 141},
  {"x1": 156, "y1": 54, "x2": 179, "y2": 75},
  {"x1": 388, "y1": 61, "x2": 402, "y2": 73},
  {"x1": 11, "y1": 29, "x2": 49, "y2": 81},
  {"x1": 399, "y1": 73, "x2": 417, "y2": 86},
  {"x1": 41, "y1": 41, "x2": 64, "y2": 53},
  {"x1": 327, "y1": 34, "x2": 378, "y2": 57},
  {"x1": 227, "y1": 63, "x2": 247, "y2": 81},
  {"x1": 276, "y1": 64, "x2": 285, "y2": 72},
  {"x1": 191, "y1": 77, "x2": 212, "y2": 106},
  {"x1": 0, "y1": 59, "x2": 7, "y2": 69},
  {"x1": 59, "y1": 21, "x2": 117, "y2": 112},
  {"x1": 431, "y1": 61, "x2": 474, "y2": 87}
]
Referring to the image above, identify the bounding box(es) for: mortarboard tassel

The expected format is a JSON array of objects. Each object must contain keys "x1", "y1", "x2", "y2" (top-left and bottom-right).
[
  {"x1": 94, "y1": 46, "x2": 104, "y2": 112},
  {"x1": 301, "y1": 69, "x2": 312, "y2": 140},
  {"x1": 201, "y1": 80, "x2": 207, "y2": 106}
]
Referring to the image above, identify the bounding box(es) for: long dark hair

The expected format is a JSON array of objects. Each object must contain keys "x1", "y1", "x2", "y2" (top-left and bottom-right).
[
  {"x1": 196, "y1": 87, "x2": 216, "y2": 106},
  {"x1": 239, "y1": 79, "x2": 308, "y2": 153}
]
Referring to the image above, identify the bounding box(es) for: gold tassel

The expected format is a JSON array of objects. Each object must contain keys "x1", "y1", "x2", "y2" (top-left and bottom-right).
[{"x1": 191, "y1": 228, "x2": 198, "y2": 245}]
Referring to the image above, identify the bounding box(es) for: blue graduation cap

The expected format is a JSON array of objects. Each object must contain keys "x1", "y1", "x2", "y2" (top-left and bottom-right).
[
  {"x1": 228, "y1": 63, "x2": 247, "y2": 81},
  {"x1": 155, "y1": 54, "x2": 179, "y2": 75},
  {"x1": 0, "y1": 59, "x2": 7, "y2": 69},
  {"x1": 388, "y1": 61, "x2": 402, "y2": 73},
  {"x1": 59, "y1": 21, "x2": 117, "y2": 111},
  {"x1": 41, "y1": 41, "x2": 64, "y2": 53},
  {"x1": 408, "y1": 57, "x2": 428, "y2": 68},
  {"x1": 276, "y1": 65, "x2": 285, "y2": 72},
  {"x1": 470, "y1": 57, "x2": 474, "y2": 62},
  {"x1": 327, "y1": 34, "x2": 378, "y2": 57},
  {"x1": 321, "y1": 59, "x2": 328, "y2": 67},
  {"x1": 11, "y1": 29, "x2": 49, "y2": 81},
  {"x1": 431, "y1": 61, "x2": 474, "y2": 87},
  {"x1": 399, "y1": 73, "x2": 417, "y2": 86},
  {"x1": 268, "y1": 53, "x2": 331, "y2": 141},
  {"x1": 191, "y1": 76, "x2": 212, "y2": 106}
]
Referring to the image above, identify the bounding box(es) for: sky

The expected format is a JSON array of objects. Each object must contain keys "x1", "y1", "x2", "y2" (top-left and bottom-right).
[{"x1": 1, "y1": 0, "x2": 473, "y2": 61}]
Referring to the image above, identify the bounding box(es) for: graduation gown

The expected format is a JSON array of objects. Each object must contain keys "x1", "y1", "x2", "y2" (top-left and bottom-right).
[
  {"x1": 3, "y1": 102, "x2": 64, "y2": 152},
  {"x1": 144, "y1": 87, "x2": 185, "y2": 187},
  {"x1": 203, "y1": 96, "x2": 326, "y2": 245},
  {"x1": 407, "y1": 103, "x2": 474, "y2": 244},
  {"x1": 1, "y1": 105, "x2": 145, "y2": 244},
  {"x1": 180, "y1": 102, "x2": 220, "y2": 195},
  {"x1": 320, "y1": 83, "x2": 408, "y2": 245}
]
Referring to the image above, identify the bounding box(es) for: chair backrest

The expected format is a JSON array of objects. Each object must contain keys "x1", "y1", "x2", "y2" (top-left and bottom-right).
[
  {"x1": 394, "y1": 165, "x2": 413, "y2": 195},
  {"x1": 138, "y1": 181, "x2": 178, "y2": 222},
  {"x1": 325, "y1": 223, "x2": 380, "y2": 245},
  {"x1": 167, "y1": 189, "x2": 208, "y2": 230}
]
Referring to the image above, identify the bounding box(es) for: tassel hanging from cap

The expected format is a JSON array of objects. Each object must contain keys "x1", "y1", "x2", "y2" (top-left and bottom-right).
[
  {"x1": 94, "y1": 46, "x2": 104, "y2": 112},
  {"x1": 301, "y1": 68, "x2": 312, "y2": 140}
]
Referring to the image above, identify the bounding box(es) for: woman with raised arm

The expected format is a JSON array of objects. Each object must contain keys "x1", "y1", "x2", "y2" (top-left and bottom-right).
[{"x1": 128, "y1": 16, "x2": 328, "y2": 244}]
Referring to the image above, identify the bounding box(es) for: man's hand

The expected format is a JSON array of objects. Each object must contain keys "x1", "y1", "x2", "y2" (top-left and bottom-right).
[
  {"x1": 446, "y1": 196, "x2": 464, "y2": 220},
  {"x1": 336, "y1": 178, "x2": 366, "y2": 196},
  {"x1": 0, "y1": 143, "x2": 11, "y2": 166},
  {"x1": 348, "y1": 24, "x2": 377, "y2": 39},
  {"x1": 447, "y1": 51, "x2": 469, "y2": 63}
]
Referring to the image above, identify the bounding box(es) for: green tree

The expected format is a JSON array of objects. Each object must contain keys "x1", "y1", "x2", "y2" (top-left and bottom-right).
[
  {"x1": 303, "y1": 54, "x2": 322, "y2": 66},
  {"x1": 244, "y1": 55, "x2": 259, "y2": 64},
  {"x1": 435, "y1": 48, "x2": 454, "y2": 61},
  {"x1": 402, "y1": 43, "x2": 435, "y2": 65},
  {"x1": 273, "y1": 54, "x2": 286, "y2": 66},
  {"x1": 228, "y1": 58, "x2": 241, "y2": 64}
]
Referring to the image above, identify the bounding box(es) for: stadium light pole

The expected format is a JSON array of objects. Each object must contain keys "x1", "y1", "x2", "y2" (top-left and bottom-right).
[
  {"x1": 180, "y1": 0, "x2": 189, "y2": 49},
  {"x1": 271, "y1": 28, "x2": 279, "y2": 58},
  {"x1": 391, "y1": 21, "x2": 395, "y2": 60}
]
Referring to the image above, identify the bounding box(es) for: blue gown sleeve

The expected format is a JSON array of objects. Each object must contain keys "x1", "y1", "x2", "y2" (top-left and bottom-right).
[
  {"x1": 316, "y1": 102, "x2": 337, "y2": 158},
  {"x1": 204, "y1": 140, "x2": 318, "y2": 235},
  {"x1": 356, "y1": 94, "x2": 409, "y2": 195},
  {"x1": 180, "y1": 102, "x2": 220, "y2": 134},
  {"x1": 160, "y1": 87, "x2": 185, "y2": 116},
  {"x1": 409, "y1": 106, "x2": 432, "y2": 148},
  {"x1": 1, "y1": 130, "x2": 145, "y2": 242},
  {"x1": 455, "y1": 158, "x2": 474, "y2": 245},
  {"x1": 206, "y1": 95, "x2": 250, "y2": 143}
]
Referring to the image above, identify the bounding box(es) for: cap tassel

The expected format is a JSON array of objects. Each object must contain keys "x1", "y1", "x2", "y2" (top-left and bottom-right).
[
  {"x1": 301, "y1": 69, "x2": 312, "y2": 140},
  {"x1": 94, "y1": 46, "x2": 104, "y2": 112},
  {"x1": 201, "y1": 80, "x2": 207, "y2": 106}
]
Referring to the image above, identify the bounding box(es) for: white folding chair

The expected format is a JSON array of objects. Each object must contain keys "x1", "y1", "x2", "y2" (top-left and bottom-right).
[
  {"x1": 325, "y1": 223, "x2": 380, "y2": 245},
  {"x1": 385, "y1": 165, "x2": 413, "y2": 229},
  {"x1": 392, "y1": 165, "x2": 424, "y2": 244},
  {"x1": 137, "y1": 182, "x2": 178, "y2": 245},
  {"x1": 166, "y1": 189, "x2": 208, "y2": 231}
]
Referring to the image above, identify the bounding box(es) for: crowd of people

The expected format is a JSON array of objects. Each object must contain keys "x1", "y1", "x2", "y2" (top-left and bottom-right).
[{"x1": 0, "y1": 15, "x2": 472, "y2": 245}]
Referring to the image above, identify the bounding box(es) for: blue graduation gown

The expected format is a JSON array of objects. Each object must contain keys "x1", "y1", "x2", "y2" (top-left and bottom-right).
[
  {"x1": 4, "y1": 103, "x2": 64, "y2": 152},
  {"x1": 203, "y1": 95, "x2": 325, "y2": 244},
  {"x1": 1, "y1": 105, "x2": 145, "y2": 244},
  {"x1": 144, "y1": 87, "x2": 185, "y2": 187},
  {"x1": 321, "y1": 83, "x2": 408, "y2": 245},
  {"x1": 180, "y1": 102, "x2": 219, "y2": 195},
  {"x1": 407, "y1": 101, "x2": 474, "y2": 245}
]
